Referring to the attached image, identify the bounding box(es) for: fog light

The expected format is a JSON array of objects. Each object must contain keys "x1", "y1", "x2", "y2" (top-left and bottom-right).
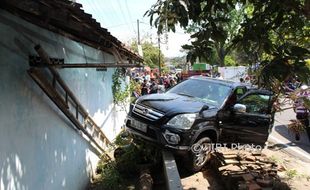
[{"x1": 163, "y1": 130, "x2": 180, "y2": 145}]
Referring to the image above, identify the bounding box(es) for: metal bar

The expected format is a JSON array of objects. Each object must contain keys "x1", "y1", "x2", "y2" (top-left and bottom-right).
[
  {"x1": 76, "y1": 104, "x2": 79, "y2": 120},
  {"x1": 65, "y1": 92, "x2": 68, "y2": 106},
  {"x1": 38, "y1": 63, "x2": 142, "y2": 68},
  {"x1": 52, "y1": 75, "x2": 56, "y2": 87},
  {"x1": 162, "y1": 150, "x2": 183, "y2": 190},
  {"x1": 29, "y1": 57, "x2": 142, "y2": 68}
]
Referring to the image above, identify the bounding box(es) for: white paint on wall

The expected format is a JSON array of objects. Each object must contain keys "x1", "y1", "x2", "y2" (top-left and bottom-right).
[{"x1": 0, "y1": 9, "x2": 125, "y2": 190}]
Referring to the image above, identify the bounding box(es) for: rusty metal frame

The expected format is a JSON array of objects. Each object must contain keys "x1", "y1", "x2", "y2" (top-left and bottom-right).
[{"x1": 29, "y1": 55, "x2": 142, "y2": 68}]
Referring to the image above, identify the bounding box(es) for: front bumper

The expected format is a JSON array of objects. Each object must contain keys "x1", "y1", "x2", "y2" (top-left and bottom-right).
[{"x1": 125, "y1": 117, "x2": 190, "y2": 152}]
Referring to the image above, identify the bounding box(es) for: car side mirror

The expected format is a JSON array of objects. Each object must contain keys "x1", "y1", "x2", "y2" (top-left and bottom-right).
[
  {"x1": 199, "y1": 105, "x2": 209, "y2": 116},
  {"x1": 233, "y1": 104, "x2": 247, "y2": 113}
]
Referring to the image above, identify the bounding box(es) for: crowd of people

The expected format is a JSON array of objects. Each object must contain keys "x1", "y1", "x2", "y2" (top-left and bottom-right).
[{"x1": 131, "y1": 70, "x2": 183, "y2": 98}]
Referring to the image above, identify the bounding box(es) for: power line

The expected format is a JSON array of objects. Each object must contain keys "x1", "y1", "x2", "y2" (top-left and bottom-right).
[
  {"x1": 106, "y1": 22, "x2": 135, "y2": 29},
  {"x1": 92, "y1": 0, "x2": 120, "y2": 26},
  {"x1": 125, "y1": 0, "x2": 136, "y2": 33},
  {"x1": 116, "y1": 0, "x2": 135, "y2": 34},
  {"x1": 82, "y1": 0, "x2": 114, "y2": 27}
]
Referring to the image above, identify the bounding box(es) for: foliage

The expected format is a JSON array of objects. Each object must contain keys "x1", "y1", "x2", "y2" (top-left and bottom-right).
[
  {"x1": 269, "y1": 155, "x2": 280, "y2": 163},
  {"x1": 112, "y1": 68, "x2": 128, "y2": 104},
  {"x1": 98, "y1": 160, "x2": 123, "y2": 190},
  {"x1": 96, "y1": 131, "x2": 161, "y2": 189},
  {"x1": 113, "y1": 134, "x2": 161, "y2": 176},
  {"x1": 183, "y1": 6, "x2": 245, "y2": 66},
  {"x1": 96, "y1": 153, "x2": 123, "y2": 190},
  {"x1": 224, "y1": 55, "x2": 237, "y2": 66},
  {"x1": 287, "y1": 119, "x2": 306, "y2": 134},
  {"x1": 131, "y1": 41, "x2": 165, "y2": 69},
  {"x1": 145, "y1": 0, "x2": 310, "y2": 89},
  {"x1": 113, "y1": 130, "x2": 133, "y2": 147},
  {"x1": 285, "y1": 169, "x2": 298, "y2": 180},
  {"x1": 112, "y1": 68, "x2": 140, "y2": 112}
]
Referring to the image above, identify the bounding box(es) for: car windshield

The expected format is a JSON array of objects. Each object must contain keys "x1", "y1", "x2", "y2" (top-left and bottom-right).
[{"x1": 167, "y1": 79, "x2": 232, "y2": 107}]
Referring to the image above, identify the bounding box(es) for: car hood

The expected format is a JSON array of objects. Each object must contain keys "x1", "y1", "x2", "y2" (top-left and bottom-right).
[{"x1": 136, "y1": 93, "x2": 216, "y2": 115}]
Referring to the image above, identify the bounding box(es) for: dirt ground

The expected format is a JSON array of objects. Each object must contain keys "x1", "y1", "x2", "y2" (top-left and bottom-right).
[
  {"x1": 180, "y1": 144, "x2": 310, "y2": 190},
  {"x1": 89, "y1": 142, "x2": 310, "y2": 190},
  {"x1": 264, "y1": 142, "x2": 310, "y2": 190}
]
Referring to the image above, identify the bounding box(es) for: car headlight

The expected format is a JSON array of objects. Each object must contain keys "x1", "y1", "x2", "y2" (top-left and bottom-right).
[{"x1": 167, "y1": 113, "x2": 197, "y2": 129}]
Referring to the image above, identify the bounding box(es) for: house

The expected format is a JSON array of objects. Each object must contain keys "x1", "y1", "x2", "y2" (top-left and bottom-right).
[{"x1": 0, "y1": 0, "x2": 142, "y2": 189}]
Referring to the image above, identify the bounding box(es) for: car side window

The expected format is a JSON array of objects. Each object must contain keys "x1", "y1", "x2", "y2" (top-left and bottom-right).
[
  {"x1": 224, "y1": 87, "x2": 246, "y2": 108},
  {"x1": 235, "y1": 87, "x2": 246, "y2": 99},
  {"x1": 239, "y1": 94, "x2": 270, "y2": 114}
]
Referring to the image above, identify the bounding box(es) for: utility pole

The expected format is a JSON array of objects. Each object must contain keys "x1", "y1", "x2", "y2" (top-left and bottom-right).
[
  {"x1": 137, "y1": 19, "x2": 143, "y2": 57},
  {"x1": 158, "y1": 34, "x2": 161, "y2": 76},
  {"x1": 137, "y1": 19, "x2": 140, "y2": 45}
]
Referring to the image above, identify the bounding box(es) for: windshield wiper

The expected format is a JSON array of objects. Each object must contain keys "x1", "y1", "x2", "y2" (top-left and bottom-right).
[{"x1": 176, "y1": 92, "x2": 195, "y2": 98}]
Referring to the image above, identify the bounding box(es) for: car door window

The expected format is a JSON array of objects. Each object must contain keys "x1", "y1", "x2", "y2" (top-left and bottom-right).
[
  {"x1": 239, "y1": 94, "x2": 270, "y2": 114},
  {"x1": 224, "y1": 87, "x2": 246, "y2": 108},
  {"x1": 235, "y1": 87, "x2": 246, "y2": 99}
]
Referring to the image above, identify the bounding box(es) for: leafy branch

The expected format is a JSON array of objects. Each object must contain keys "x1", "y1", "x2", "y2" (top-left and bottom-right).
[{"x1": 112, "y1": 68, "x2": 141, "y2": 112}]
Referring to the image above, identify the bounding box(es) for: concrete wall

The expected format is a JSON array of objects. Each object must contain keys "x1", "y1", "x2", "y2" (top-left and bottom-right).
[{"x1": 0, "y1": 10, "x2": 126, "y2": 190}]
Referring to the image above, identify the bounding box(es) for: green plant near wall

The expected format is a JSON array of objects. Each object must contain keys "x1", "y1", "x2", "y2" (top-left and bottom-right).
[
  {"x1": 96, "y1": 131, "x2": 162, "y2": 189},
  {"x1": 112, "y1": 68, "x2": 127, "y2": 102},
  {"x1": 112, "y1": 68, "x2": 130, "y2": 112},
  {"x1": 112, "y1": 68, "x2": 141, "y2": 112}
]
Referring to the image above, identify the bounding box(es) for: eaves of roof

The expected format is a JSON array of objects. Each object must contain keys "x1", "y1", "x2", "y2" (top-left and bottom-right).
[{"x1": 1, "y1": 0, "x2": 143, "y2": 63}]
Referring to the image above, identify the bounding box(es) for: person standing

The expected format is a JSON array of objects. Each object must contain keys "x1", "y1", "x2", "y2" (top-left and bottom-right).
[
  {"x1": 149, "y1": 79, "x2": 158, "y2": 94},
  {"x1": 141, "y1": 79, "x2": 149, "y2": 95}
]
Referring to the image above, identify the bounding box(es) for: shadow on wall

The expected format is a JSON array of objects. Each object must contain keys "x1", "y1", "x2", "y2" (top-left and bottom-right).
[
  {"x1": 0, "y1": 128, "x2": 92, "y2": 190},
  {"x1": 97, "y1": 104, "x2": 129, "y2": 140},
  {"x1": 0, "y1": 76, "x2": 96, "y2": 189}
]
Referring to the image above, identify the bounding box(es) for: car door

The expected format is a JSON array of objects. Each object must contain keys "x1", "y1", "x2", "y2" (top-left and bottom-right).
[{"x1": 219, "y1": 90, "x2": 274, "y2": 146}]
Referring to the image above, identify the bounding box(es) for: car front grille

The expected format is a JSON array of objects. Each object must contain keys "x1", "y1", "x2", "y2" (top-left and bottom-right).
[{"x1": 132, "y1": 104, "x2": 164, "y2": 121}]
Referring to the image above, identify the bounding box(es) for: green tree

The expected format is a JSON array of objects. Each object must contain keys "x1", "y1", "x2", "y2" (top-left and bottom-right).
[
  {"x1": 131, "y1": 41, "x2": 165, "y2": 69},
  {"x1": 182, "y1": 6, "x2": 244, "y2": 66},
  {"x1": 145, "y1": 0, "x2": 310, "y2": 90}
]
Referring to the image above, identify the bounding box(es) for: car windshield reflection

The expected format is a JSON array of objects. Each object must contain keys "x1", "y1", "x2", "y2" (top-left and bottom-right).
[{"x1": 167, "y1": 79, "x2": 232, "y2": 107}]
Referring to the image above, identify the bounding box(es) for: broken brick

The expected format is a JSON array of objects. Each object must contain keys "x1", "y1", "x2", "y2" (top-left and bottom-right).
[{"x1": 246, "y1": 155, "x2": 256, "y2": 162}]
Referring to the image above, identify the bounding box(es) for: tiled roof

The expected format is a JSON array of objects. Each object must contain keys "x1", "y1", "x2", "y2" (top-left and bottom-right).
[{"x1": 2, "y1": 0, "x2": 143, "y2": 63}]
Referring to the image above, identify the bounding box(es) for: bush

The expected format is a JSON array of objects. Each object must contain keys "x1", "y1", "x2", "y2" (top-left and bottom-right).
[{"x1": 96, "y1": 131, "x2": 162, "y2": 189}]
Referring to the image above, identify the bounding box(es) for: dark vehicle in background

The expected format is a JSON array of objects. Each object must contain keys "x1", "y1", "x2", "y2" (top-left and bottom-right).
[{"x1": 125, "y1": 76, "x2": 274, "y2": 171}]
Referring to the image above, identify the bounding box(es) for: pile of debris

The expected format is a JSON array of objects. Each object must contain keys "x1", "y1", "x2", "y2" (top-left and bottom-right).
[{"x1": 211, "y1": 149, "x2": 289, "y2": 190}]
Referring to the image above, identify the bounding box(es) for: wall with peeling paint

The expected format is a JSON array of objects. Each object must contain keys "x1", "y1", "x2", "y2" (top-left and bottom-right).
[{"x1": 0, "y1": 10, "x2": 126, "y2": 190}]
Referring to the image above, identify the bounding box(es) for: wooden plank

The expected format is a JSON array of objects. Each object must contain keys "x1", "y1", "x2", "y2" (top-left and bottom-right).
[
  {"x1": 224, "y1": 159, "x2": 240, "y2": 164},
  {"x1": 223, "y1": 154, "x2": 238, "y2": 159}
]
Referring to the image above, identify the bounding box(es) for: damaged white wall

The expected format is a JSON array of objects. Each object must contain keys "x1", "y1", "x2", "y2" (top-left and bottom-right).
[{"x1": 0, "y1": 9, "x2": 127, "y2": 190}]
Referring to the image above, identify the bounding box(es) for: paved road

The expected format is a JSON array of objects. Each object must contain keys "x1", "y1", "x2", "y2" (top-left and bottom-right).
[{"x1": 268, "y1": 108, "x2": 310, "y2": 162}]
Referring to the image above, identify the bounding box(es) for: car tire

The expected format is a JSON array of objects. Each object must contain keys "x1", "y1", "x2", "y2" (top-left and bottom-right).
[{"x1": 188, "y1": 137, "x2": 212, "y2": 172}]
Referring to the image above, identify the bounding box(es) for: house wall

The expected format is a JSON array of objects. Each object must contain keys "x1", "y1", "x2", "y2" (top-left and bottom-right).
[{"x1": 0, "y1": 10, "x2": 126, "y2": 190}]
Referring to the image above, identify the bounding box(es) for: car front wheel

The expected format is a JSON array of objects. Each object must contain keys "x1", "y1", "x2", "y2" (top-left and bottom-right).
[{"x1": 189, "y1": 137, "x2": 212, "y2": 172}]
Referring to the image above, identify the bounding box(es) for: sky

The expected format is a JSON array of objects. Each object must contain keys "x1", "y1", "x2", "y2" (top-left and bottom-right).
[{"x1": 76, "y1": 0, "x2": 191, "y2": 58}]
